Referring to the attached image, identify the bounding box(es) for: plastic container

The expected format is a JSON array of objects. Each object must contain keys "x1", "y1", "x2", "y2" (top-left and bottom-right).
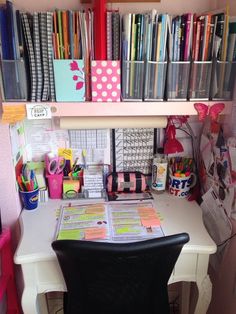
[{"x1": 151, "y1": 149, "x2": 168, "y2": 192}]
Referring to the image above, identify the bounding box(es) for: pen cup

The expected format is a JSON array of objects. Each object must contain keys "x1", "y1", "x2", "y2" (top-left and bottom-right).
[
  {"x1": 46, "y1": 173, "x2": 63, "y2": 199},
  {"x1": 169, "y1": 173, "x2": 197, "y2": 199},
  {"x1": 19, "y1": 188, "x2": 39, "y2": 210}
]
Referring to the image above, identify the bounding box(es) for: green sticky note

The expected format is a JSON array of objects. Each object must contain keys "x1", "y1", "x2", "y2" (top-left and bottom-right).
[
  {"x1": 57, "y1": 229, "x2": 84, "y2": 240},
  {"x1": 115, "y1": 226, "x2": 140, "y2": 235}
]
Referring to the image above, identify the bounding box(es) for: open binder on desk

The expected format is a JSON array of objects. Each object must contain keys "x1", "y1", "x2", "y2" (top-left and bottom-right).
[{"x1": 55, "y1": 201, "x2": 164, "y2": 242}]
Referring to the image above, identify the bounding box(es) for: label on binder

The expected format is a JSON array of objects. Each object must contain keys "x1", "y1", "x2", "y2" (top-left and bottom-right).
[{"x1": 26, "y1": 103, "x2": 51, "y2": 120}]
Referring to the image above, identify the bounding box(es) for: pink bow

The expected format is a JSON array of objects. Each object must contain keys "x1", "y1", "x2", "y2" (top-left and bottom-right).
[{"x1": 194, "y1": 103, "x2": 225, "y2": 121}]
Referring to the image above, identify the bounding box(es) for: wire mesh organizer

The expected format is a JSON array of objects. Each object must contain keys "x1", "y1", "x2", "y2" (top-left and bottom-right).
[{"x1": 211, "y1": 60, "x2": 236, "y2": 100}]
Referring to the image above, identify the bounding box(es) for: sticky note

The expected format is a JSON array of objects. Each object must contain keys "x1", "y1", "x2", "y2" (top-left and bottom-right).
[
  {"x1": 84, "y1": 228, "x2": 106, "y2": 240},
  {"x1": 140, "y1": 217, "x2": 161, "y2": 227},
  {"x1": 57, "y1": 229, "x2": 83, "y2": 240},
  {"x1": 63, "y1": 179, "x2": 80, "y2": 195},
  {"x1": 85, "y1": 205, "x2": 105, "y2": 214},
  {"x1": 58, "y1": 148, "x2": 73, "y2": 167},
  {"x1": 1, "y1": 104, "x2": 26, "y2": 124},
  {"x1": 138, "y1": 207, "x2": 161, "y2": 227}
]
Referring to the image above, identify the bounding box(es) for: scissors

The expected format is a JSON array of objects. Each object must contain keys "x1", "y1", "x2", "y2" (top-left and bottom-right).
[{"x1": 46, "y1": 155, "x2": 66, "y2": 175}]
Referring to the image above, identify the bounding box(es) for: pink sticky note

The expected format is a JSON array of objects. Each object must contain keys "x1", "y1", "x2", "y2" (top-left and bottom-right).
[
  {"x1": 141, "y1": 217, "x2": 161, "y2": 227},
  {"x1": 84, "y1": 228, "x2": 106, "y2": 240}
]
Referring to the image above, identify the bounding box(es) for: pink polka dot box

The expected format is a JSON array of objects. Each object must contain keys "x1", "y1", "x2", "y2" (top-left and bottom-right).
[{"x1": 91, "y1": 60, "x2": 121, "y2": 102}]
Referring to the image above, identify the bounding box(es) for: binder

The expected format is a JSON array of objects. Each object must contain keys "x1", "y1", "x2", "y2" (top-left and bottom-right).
[
  {"x1": 52, "y1": 11, "x2": 60, "y2": 59},
  {"x1": 62, "y1": 11, "x2": 69, "y2": 59},
  {"x1": 106, "y1": 11, "x2": 112, "y2": 60},
  {"x1": 46, "y1": 12, "x2": 56, "y2": 102},
  {"x1": 57, "y1": 10, "x2": 64, "y2": 59},
  {"x1": 68, "y1": 10, "x2": 74, "y2": 59},
  {"x1": 112, "y1": 11, "x2": 120, "y2": 60},
  {"x1": 6, "y1": 0, "x2": 20, "y2": 60},
  {"x1": 33, "y1": 12, "x2": 43, "y2": 101},
  {"x1": 93, "y1": 0, "x2": 107, "y2": 60},
  {"x1": 39, "y1": 12, "x2": 49, "y2": 101},
  {"x1": 21, "y1": 12, "x2": 37, "y2": 102}
]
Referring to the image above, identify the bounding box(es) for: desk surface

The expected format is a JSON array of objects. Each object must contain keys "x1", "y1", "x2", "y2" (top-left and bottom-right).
[{"x1": 14, "y1": 193, "x2": 216, "y2": 265}]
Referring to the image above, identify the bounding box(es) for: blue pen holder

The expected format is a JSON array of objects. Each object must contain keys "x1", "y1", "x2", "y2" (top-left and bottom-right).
[{"x1": 19, "y1": 188, "x2": 39, "y2": 210}]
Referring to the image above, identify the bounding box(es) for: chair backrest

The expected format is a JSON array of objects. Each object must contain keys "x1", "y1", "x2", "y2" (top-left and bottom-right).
[{"x1": 52, "y1": 233, "x2": 189, "y2": 314}]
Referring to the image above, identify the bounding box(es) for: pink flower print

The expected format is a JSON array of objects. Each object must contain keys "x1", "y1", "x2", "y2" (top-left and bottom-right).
[
  {"x1": 70, "y1": 61, "x2": 84, "y2": 92},
  {"x1": 70, "y1": 61, "x2": 79, "y2": 71},
  {"x1": 76, "y1": 81, "x2": 84, "y2": 90}
]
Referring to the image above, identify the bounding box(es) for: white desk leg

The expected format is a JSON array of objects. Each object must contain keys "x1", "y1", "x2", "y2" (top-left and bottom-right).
[
  {"x1": 180, "y1": 281, "x2": 191, "y2": 314},
  {"x1": 22, "y1": 288, "x2": 48, "y2": 314},
  {"x1": 22, "y1": 287, "x2": 40, "y2": 314},
  {"x1": 195, "y1": 275, "x2": 212, "y2": 314}
]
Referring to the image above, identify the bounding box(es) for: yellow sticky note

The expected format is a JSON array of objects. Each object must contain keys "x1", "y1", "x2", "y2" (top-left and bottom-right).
[
  {"x1": 1, "y1": 104, "x2": 26, "y2": 124},
  {"x1": 58, "y1": 148, "x2": 73, "y2": 167}
]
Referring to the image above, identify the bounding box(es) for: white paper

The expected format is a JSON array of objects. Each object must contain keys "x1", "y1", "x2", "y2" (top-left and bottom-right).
[
  {"x1": 201, "y1": 187, "x2": 232, "y2": 245},
  {"x1": 24, "y1": 120, "x2": 69, "y2": 161},
  {"x1": 200, "y1": 134, "x2": 214, "y2": 171},
  {"x1": 26, "y1": 103, "x2": 52, "y2": 119},
  {"x1": 69, "y1": 129, "x2": 111, "y2": 165}
]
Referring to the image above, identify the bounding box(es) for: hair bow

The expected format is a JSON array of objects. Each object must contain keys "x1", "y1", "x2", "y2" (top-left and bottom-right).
[{"x1": 194, "y1": 103, "x2": 225, "y2": 121}]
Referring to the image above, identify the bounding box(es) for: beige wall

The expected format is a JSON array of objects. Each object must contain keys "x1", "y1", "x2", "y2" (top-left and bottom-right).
[{"x1": 13, "y1": 0, "x2": 213, "y2": 14}]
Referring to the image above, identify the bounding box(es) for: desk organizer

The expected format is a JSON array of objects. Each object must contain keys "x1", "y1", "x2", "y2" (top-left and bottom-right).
[
  {"x1": 166, "y1": 61, "x2": 190, "y2": 101},
  {"x1": 1, "y1": 59, "x2": 28, "y2": 101},
  {"x1": 144, "y1": 61, "x2": 167, "y2": 101},
  {"x1": 53, "y1": 59, "x2": 85, "y2": 101},
  {"x1": 91, "y1": 60, "x2": 121, "y2": 102},
  {"x1": 122, "y1": 60, "x2": 144, "y2": 101},
  {"x1": 188, "y1": 61, "x2": 212, "y2": 100},
  {"x1": 63, "y1": 177, "x2": 80, "y2": 199},
  {"x1": 62, "y1": 188, "x2": 107, "y2": 200},
  {"x1": 211, "y1": 60, "x2": 236, "y2": 100}
]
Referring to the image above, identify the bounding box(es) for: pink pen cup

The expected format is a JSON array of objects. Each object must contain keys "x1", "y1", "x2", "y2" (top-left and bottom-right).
[{"x1": 46, "y1": 173, "x2": 63, "y2": 199}]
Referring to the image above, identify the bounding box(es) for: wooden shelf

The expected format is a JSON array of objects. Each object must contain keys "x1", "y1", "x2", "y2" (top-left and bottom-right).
[{"x1": 2, "y1": 100, "x2": 232, "y2": 118}]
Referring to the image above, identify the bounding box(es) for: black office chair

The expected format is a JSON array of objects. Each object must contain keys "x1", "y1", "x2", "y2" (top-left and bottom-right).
[{"x1": 52, "y1": 233, "x2": 189, "y2": 314}]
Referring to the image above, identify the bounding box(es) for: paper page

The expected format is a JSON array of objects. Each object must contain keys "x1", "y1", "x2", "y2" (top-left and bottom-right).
[
  {"x1": 201, "y1": 187, "x2": 232, "y2": 245},
  {"x1": 56, "y1": 203, "x2": 109, "y2": 241},
  {"x1": 108, "y1": 201, "x2": 164, "y2": 241},
  {"x1": 24, "y1": 119, "x2": 69, "y2": 161},
  {"x1": 200, "y1": 134, "x2": 214, "y2": 171},
  {"x1": 9, "y1": 122, "x2": 25, "y2": 165},
  {"x1": 229, "y1": 146, "x2": 236, "y2": 172},
  {"x1": 69, "y1": 129, "x2": 111, "y2": 165},
  {"x1": 55, "y1": 201, "x2": 164, "y2": 242},
  {"x1": 114, "y1": 128, "x2": 154, "y2": 174}
]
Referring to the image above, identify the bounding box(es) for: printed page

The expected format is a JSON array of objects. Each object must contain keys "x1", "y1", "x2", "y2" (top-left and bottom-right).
[
  {"x1": 56, "y1": 203, "x2": 109, "y2": 241},
  {"x1": 108, "y1": 201, "x2": 164, "y2": 241}
]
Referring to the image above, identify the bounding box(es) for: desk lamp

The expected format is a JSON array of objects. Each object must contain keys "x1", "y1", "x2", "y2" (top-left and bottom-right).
[{"x1": 164, "y1": 120, "x2": 184, "y2": 154}]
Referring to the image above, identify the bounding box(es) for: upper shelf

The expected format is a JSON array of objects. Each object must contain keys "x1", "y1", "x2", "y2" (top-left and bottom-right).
[{"x1": 2, "y1": 100, "x2": 233, "y2": 117}]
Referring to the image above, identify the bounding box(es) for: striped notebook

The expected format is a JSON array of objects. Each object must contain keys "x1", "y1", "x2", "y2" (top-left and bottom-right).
[
  {"x1": 21, "y1": 12, "x2": 37, "y2": 102},
  {"x1": 46, "y1": 12, "x2": 56, "y2": 102}
]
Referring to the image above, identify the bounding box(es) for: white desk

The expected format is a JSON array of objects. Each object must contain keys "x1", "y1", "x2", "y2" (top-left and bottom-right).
[{"x1": 14, "y1": 193, "x2": 216, "y2": 314}]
